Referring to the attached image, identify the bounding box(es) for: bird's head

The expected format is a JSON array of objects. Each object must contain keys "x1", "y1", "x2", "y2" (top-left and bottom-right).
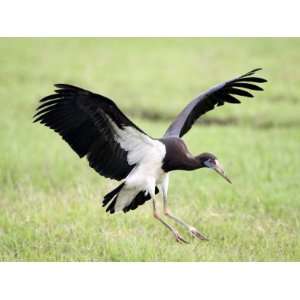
[{"x1": 196, "y1": 153, "x2": 232, "y2": 184}]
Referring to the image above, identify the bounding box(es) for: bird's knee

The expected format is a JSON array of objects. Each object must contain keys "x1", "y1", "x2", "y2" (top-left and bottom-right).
[
  {"x1": 153, "y1": 211, "x2": 161, "y2": 219},
  {"x1": 164, "y1": 208, "x2": 171, "y2": 217}
]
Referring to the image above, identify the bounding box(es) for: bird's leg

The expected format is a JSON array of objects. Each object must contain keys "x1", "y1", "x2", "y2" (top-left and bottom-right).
[
  {"x1": 152, "y1": 196, "x2": 188, "y2": 244},
  {"x1": 162, "y1": 190, "x2": 208, "y2": 241}
]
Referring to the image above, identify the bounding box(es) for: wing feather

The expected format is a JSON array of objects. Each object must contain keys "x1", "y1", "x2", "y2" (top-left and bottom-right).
[
  {"x1": 164, "y1": 68, "x2": 267, "y2": 137},
  {"x1": 34, "y1": 84, "x2": 152, "y2": 181}
]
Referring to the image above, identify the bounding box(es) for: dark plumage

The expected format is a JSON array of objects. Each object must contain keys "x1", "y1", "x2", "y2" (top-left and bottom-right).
[
  {"x1": 34, "y1": 68, "x2": 267, "y2": 243},
  {"x1": 34, "y1": 84, "x2": 147, "y2": 181},
  {"x1": 164, "y1": 68, "x2": 266, "y2": 138}
]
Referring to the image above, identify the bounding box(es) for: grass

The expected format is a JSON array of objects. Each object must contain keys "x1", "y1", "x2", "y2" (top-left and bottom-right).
[{"x1": 0, "y1": 38, "x2": 300, "y2": 261}]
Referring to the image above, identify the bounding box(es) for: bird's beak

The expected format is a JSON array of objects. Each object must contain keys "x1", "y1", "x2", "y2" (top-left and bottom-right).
[{"x1": 212, "y1": 160, "x2": 232, "y2": 184}]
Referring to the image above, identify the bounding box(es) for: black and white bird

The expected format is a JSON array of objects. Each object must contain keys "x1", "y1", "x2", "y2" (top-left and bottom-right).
[{"x1": 34, "y1": 68, "x2": 266, "y2": 243}]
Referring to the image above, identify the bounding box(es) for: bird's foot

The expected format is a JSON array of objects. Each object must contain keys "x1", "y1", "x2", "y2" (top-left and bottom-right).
[
  {"x1": 188, "y1": 227, "x2": 209, "y2": 241},
  {"x1": 173, "y1": 231, "x2": 189, "y2": 244}
]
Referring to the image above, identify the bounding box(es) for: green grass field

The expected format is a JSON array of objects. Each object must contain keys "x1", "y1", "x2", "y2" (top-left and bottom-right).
[{"x1": 1, "y1": 38, "x2": 300, "y2": 261}]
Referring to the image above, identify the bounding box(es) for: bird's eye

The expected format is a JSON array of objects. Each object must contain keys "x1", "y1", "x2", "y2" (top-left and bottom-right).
[{"x1": 204, "y1": 159, "x2": 215, "y2": 168}]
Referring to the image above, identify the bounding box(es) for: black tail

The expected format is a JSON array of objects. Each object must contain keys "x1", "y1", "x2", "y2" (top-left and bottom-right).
[
  {"x1": 123, "y1": 186, "x2": 159, "y2": 213},
  {"x1": 102, "y1": 183, "x2": 159, "y2": 214},
  {"x1": 102, "y1": 182, "x2": 125, "y2": 214}
]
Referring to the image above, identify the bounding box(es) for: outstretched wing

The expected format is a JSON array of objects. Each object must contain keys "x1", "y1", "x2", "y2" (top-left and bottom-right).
[
  {"x1": 33, "y1": 84, "x2": 155, "y2": 181},
  {"x1": 164, "y1": 68, "x2": 267, "y2": 138}
]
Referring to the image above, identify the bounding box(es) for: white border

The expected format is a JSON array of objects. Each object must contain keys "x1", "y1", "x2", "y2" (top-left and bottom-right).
[
  {"x1": 0, "y1": 263, "x2": 299, "y2": 300},
  {"x1": 0, "y1": 0, "x2": 300, "y2": 36},
  {"x1": 1, "y1": 1, "x2": 299, "y2": 299}
]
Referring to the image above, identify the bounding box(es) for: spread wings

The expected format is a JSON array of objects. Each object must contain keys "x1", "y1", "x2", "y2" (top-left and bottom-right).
[
  {"x1": 164, "y1": 68, "x2": 267, "y2": 138},
  {"x1": 33, "y1": 84, "x2": 156, "y2": 181}
]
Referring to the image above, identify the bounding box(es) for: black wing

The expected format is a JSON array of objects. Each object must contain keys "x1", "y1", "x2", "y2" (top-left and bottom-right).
[
  {"x1": 164, "y1": 68, "x2": 267, "y2": 138},
  {"x1": 33, "y1": 84, "x2": 150, "y2": 181}
]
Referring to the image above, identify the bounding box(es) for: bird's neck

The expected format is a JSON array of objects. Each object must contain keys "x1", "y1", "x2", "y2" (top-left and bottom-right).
[
  {"x1": 163, "y1": 155, "x2": 203, "y2": 172},
  {"x1": 160, "y1": 137, "x2": 204, "y2": 172},
  {"x1": 180, "y1": 155, "x2": 204, "y2": 171}
]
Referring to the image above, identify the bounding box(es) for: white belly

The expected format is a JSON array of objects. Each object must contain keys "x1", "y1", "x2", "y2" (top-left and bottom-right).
[
  {"x1": 125, "y1": 141, "x2": 166, "y2": 189},
  {"x1": 114, "y1": 150, "x2": 167, "y2": 212},
  {"x1": 126, "y1": 160, "x2": 164, "y2": 189}
]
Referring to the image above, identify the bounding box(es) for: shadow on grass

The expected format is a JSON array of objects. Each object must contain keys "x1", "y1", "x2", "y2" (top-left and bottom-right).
[{"x1": 129, "y1": 110, "x2": 300, "y2": 129}]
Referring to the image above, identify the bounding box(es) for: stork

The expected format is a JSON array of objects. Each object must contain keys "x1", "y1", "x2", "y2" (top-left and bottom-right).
[{"x1": 33, "y1": 68, "x2": 266, "y2": 243}]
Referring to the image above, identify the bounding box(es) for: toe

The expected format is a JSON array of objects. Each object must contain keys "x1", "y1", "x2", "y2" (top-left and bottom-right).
[
  {"x1": 189, "y1": 227, "x2": 209, "y2": 241},
  {"x1": 174, "y1": 232, "x2": 189, "y2": 244}
]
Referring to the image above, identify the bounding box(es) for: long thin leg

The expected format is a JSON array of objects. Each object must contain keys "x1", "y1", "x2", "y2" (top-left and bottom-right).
[
  {"x1": 152, "y1": 196, "x2": 188, "y2": 244},
  {"x1": 164, "y1": 206, "x2": 208, "y2": 241},
  {"x1": 161, "y1": 177, "x2": 208, "y2": 241}
]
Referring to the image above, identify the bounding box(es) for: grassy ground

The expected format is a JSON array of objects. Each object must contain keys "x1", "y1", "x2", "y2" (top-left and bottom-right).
[{"x1": 0, "y1": 38, "x2": 300, "y2": 261}]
